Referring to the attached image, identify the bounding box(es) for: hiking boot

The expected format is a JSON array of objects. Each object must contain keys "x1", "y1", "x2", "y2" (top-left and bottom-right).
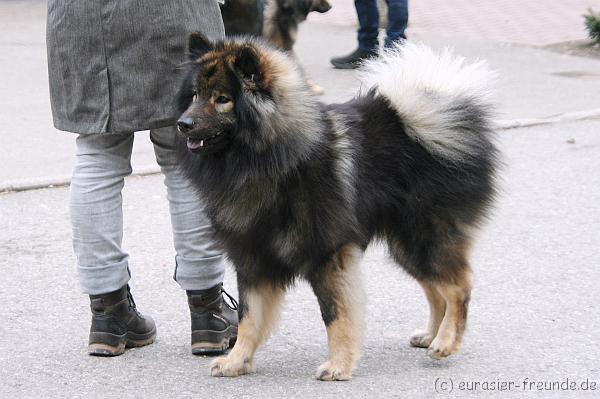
[
  {"x1": 188, "y1": 283, "x2": 238, "y2": 355},
  {"x1": 330, "y1": 47, "x2": 378, "y2": 69},
  {"x1": 88, "y1": 285, "x2": 156, "y2": 356}
]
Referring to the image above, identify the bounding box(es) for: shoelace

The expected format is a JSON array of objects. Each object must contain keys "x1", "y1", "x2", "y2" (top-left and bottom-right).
[
  {"x1": 221, "y1": 288, "x2": 239, "y2": 310},
  {"x1": 126, "y1": 285, "x2": 238, "y2": 312},
  {"x1": 126, "y1": 286, "x2": 143, "y2": 316}
]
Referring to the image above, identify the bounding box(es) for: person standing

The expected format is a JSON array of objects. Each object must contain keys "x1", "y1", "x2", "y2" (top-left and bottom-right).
[
  {"x1": 46, "y1": 0, "x2": 238, "y2": 356},
  {"x1": 331, "y1": 0, "x2": 408, "y2": 69}
]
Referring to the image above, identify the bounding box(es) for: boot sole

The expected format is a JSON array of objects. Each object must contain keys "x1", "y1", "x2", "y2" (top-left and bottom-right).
[
  {"x1": 191, "y1": 326, "x2": 238, "y2": 356},
  {"x1": 88, "y1": 329, "x2": 157, "y2": 357}
]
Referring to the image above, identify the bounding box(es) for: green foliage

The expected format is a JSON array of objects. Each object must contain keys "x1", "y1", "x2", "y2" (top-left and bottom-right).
[{"x1": 584, "y1": 9, "x2": 600, "y2": 43}]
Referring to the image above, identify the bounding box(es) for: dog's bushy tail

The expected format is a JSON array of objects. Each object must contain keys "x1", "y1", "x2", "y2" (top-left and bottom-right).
[{"x1": 359, "y1": 42, "x2": 497, "y2": 163}]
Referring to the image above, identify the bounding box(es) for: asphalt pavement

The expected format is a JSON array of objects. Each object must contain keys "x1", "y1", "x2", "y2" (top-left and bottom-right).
[
  {"x1": 2, "y1": 121, "x2": 600, "y2": 398},
  {"x1": 1, "y1": 0, "x2": 600, "y2": 398}
]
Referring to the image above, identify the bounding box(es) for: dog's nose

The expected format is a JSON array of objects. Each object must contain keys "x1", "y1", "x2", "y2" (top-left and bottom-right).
[{"x1": 177, "y1": 117, "x2": 194, "y2": 133}]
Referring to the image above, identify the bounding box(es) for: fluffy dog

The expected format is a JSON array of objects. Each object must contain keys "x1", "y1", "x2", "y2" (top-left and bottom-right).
[
  {"x1": 220, "y1": 0, "x2": 332, "y2": 51},
  {"x1": 175, "y1": 33, "x2": 498, "y2": 380}
]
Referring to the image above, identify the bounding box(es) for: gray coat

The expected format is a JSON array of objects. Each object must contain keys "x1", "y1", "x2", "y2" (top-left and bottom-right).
[{"x1": 46, "y1": 0, "x2": 224, "y2": 134}]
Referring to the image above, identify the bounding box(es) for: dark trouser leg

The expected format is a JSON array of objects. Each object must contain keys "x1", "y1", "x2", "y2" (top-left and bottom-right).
[
  {"x1": 384, "y1": 0, "x2": 408, "y2": 47},
  {"x1": 355, "y1": 0, "x2": 380, "y2": 51}
]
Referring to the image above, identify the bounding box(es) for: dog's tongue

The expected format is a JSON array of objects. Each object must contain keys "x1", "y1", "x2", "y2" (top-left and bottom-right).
[{"x1": 187, "y1": 138, "x2": 204, "y2": 150}]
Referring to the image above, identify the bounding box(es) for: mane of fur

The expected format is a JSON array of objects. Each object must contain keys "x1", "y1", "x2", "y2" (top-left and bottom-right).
[{"x1": 236, "y1": 39, "x2": 324, "y2": 170}]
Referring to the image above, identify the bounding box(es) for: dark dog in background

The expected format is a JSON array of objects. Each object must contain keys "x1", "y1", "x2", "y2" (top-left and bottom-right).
[
  {"x1": 220, "y1": 0, "x2": 331, "y2": 50},
  {"x1": 220, "y1": 0, "x2": 331, "y2": 93},
  {"x1": 175, "y1": 33, "x2": 498, "y2": 380},
  {"x1": 219, "y1": 0, "x2": 264, "y2": 37}
]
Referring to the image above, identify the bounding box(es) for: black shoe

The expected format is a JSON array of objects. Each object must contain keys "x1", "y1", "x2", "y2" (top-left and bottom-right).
[
  {"x1": 187, "y1": 283, "x2": 238, "y2": 355},
  {"x1": 88, "y1": 285, "x2": 157, "y2": 356},
  {"x1": 330, "y1": 47, "x2": 378, "y2": 69}
]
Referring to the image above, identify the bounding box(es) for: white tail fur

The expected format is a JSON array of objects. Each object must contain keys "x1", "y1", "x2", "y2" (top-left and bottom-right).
[{"x1": 359, "y1": 42, "x2": 497, "y2": 162}]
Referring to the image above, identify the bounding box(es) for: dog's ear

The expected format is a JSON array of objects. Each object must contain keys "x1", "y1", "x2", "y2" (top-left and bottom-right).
[
  {"x1": 188, "y1": 32, "x2": 213, "y2": 59},
  {"x1": 234, "y1": 45, "x2": 261, "y2": 84}
]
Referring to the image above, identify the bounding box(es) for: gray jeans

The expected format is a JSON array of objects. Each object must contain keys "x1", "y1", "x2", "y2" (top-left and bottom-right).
[{"x1": 70, "y1": 126, "x2": 224, "y2": 294}]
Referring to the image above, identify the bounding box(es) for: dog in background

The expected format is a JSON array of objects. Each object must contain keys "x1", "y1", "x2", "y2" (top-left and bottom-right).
[
  {"x1": 220, "y1": 0, "x2": 331, "y2": 93},
  {"x1": 220, "y1": 0, "x2": 331, "y2": 49},
  {"x1": 176, "y1": 33, "x2": 498, "y2": 380}
]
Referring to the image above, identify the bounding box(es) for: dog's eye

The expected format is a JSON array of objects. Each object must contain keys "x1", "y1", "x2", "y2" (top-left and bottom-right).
[{"x1": 215, "y1": 95, "x2": 231, "y2": 104}]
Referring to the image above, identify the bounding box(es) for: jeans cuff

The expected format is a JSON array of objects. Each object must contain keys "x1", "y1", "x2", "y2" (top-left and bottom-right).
[
  {"x1": 78, "y1": 259, "x2": 130, "y2": 295},
  {"x1": 173, "y1": 254, "x2": 226, "y2": 291}
]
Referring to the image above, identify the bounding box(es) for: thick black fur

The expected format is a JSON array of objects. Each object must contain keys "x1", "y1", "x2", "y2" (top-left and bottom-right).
[
  {"x1": 176, "y1": 37, "x2": 497, "y2": 325},
  {"x1": 220, "y1": 0, "x2": 265, "y2": 36}
]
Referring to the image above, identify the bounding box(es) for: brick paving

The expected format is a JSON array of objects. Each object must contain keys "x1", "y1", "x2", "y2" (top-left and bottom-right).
[{"x1": 308, "y1": 0, "x2": 600, "y2": 46}]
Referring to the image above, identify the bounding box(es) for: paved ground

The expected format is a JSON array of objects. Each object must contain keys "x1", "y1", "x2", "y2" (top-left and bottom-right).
[
  {"x1": 2, "y1": 0, "x2": 600, "y2": 398},
  {"x1": 310, "y1": 0, "x2": 599, "y2": 45},
  {"x1": 2, "y1": 121, "x2": 600, "y2": 398}
]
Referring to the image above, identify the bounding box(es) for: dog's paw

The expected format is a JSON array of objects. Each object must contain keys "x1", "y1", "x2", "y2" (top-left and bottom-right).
[
  {"x1": 426, "y1": 338, "x2": 460, "y2": 360},
  {"x1": 307, "y1": 80, "x2": 325, "y2": 95},
  {"x1": 315, "y1": 361, "x2": 352, "y2": 381},
  {"x1": 410, "y1": 331, "x2": 435, "y2": 348},
  {"x1": 210, "y1": 356, "x2": 252, "y2": 377}
]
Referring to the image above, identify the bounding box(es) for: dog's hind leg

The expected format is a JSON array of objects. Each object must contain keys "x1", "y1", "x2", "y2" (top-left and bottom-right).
[
  {"x1": 211, "y1": 282, "x2": 285, "y2": 377},
  {"x1": 426, "y1": 266, "x2": 472, "y2": 360},
  {"x1": 308, "y1": 244, "x2": 365, "y2": 381},
  {"x1": 389, "y1": 232, "x2": 472, "y2": 359},
  {"x1": 410, "y1": 281, "x2": 446, "y2": 348}
]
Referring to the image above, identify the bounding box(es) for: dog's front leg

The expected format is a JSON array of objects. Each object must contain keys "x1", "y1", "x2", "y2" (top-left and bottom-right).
[
  {"x1": 211, "y1": 281, "x2": 285, "y2": 377},
  {"x1": 308, "y1": 244, "x2": 366, "y2": 381}
]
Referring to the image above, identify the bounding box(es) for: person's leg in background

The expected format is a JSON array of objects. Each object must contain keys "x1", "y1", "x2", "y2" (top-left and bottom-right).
[
  {"x1": 384, "y1": 0, "x2": 408, "y2": 47},
  {"x1": 70, "y1": 133, "x2": 156, "y2": 356},
  {"x1": 330, "y1": 0, "x2": 381, "y2": 69},
  {"x1": 356, "y1": 0, "x2": 381, "y2": 52},
  {"x1": 150, "y1": 126, "x2": 238, "y2": 355}
]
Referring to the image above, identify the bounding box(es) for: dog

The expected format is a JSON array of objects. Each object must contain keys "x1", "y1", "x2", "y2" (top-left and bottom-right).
[
  {"x1": 220, "y1": 0, "x2": 331, "y2": 94},
  {"x1": 220, "y1": 0, "x2": 332, "y2": 51},
  {"x1": 175, "y1": 33, "x2": 498, "y2": 380}
]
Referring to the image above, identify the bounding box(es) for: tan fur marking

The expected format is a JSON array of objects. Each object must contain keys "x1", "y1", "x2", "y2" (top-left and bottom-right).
[
  {"x1": 410, "y1": 281, "x2": 446, "y2": 348},
  {"x1": 316, "y1": 244, "x2": 365, "y2": 381},
  {"x1": 201, "y1": 59, "x2": 219, "y2": 71},
  {"x1": 427, "y1": 269, "x2": 471, "y2": 359},
  {"x1": 211, "y1": 284, "x2": 285, "y2": 377},
  {"x1": 215, "y1": 101, "x2": 234, "y2": 113}
]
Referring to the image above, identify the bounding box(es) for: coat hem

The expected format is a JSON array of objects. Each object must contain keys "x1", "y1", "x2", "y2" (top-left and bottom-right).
[{"x1": 53, "y1": 116, "x2": 178, "y2": 135}]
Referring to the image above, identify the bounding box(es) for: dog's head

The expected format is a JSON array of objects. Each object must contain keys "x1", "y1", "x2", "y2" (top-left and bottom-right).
[
  {"x1": 277, "y1": 0, "x2": 332, "y2": 22},
  {"x1": 177, "y1": 33, "x2": 309, "y2": 155}
]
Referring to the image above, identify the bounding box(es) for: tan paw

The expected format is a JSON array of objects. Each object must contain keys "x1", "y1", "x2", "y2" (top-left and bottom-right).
[
  {"x1": 426, "y1": 338, "x2": 460, "y2": 360},
  {"x1": 307, "y1": 80, "x2": 325, "y2": 95},
  {"x1": 410, "y1": 331, "x2": 435, "y2": 348},
  {"x1": 210, "y1": 355, "x2": 253, "y2": 377},
  {"x1": 315, "y1": 361, "x2": 352, "y2": 381}
]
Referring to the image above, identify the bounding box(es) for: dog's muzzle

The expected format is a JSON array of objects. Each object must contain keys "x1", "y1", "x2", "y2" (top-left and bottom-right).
[{"x1": 177, "y1": 116, "x2": 194, "y2": 134}]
